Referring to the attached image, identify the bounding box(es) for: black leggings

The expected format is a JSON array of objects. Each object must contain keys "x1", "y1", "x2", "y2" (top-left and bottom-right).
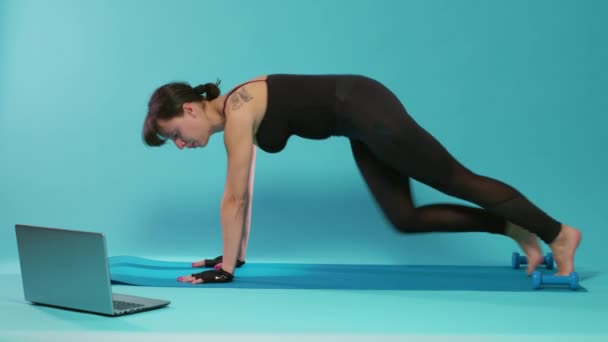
[{"x1": 341, "y1": 76, "x2": 562, "y2": 244}]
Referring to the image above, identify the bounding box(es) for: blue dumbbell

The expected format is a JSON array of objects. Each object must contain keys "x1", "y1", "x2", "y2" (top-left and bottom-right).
[
  {"x1": 531, "y1": 271, "x2": 579, "y2": 290},
  {"x1": 512, "y1": 252, "x2": 554, "y2": 270}
]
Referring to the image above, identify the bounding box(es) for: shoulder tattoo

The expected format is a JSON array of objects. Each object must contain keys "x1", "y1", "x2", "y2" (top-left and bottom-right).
[{"x1": 229, "y1": 86, "x2": 254, "y2": 111}]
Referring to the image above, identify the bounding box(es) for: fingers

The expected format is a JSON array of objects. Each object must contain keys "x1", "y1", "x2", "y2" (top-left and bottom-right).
[
  {"x1": 177, "y1": 275, "x2": 204, "y2": 284},
  {"x1": 177, "y1": 269, "x2": 233, "y2": 284},
  {"x1": 192, "y1": 256, "x2": 223, "y2": 268},
  {"x1": 191, "y1": 260, "x2": 206, "y2": 267}
]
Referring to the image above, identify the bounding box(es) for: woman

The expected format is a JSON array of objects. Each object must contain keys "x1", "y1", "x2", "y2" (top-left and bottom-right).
[{"x1": 142, "y1": 74, "x2": 581, "y2": 284}]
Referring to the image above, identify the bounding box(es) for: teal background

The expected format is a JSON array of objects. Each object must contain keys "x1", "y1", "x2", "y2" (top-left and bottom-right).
[{"x1": 1, "y1": 0, "x2": 606, "y2": 272}]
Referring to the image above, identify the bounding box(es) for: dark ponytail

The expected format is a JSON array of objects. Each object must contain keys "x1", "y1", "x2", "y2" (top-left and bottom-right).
[
  {"x1": 142, "y1": 79, "x2": 222, "y2": 147},
  {"x1": 193, "y1": 79, "x2": 221, "y2": 100}
]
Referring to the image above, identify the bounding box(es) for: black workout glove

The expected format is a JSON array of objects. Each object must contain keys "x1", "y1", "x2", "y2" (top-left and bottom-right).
[
  {"x1": 204, "y1": 255, "x2": 245, "y2": 268},
  {"x1": 191, "y1": 268, "x2": 234, "y2": 283}
]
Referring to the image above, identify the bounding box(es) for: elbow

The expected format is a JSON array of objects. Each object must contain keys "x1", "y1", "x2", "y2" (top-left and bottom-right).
[{"x1": 223, "y1": 193, "x2": 249, "y2": 206}]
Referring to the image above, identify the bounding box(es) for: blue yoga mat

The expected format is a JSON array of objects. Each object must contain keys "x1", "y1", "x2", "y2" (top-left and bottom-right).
[{"x1": 108, "y1": 255, "x2": 549, "y2": 291}]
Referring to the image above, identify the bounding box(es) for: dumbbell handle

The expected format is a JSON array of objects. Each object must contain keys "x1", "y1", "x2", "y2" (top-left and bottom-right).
[
  {"x1": 516, "y1": 255, "x2": 549, "y2": 264},
  {"x1": 512, "y1": 252, "x2": 554, "y2": 270},
  {"x1": 538, "y1": 274, "x2": 573, "y2": 284},
  {"x1": 532, "y1": 271, "x2": 579, "y2": 290}
]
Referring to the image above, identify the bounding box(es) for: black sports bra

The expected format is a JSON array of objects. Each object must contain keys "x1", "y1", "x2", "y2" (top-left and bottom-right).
[{"x1": 222, "y1": 74, "x2": 343, "y2": 153}]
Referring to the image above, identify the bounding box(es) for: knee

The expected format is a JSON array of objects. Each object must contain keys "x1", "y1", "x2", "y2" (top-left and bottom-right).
[{"x1": 385, "y1": 213, "x2": 426, "y2": 234}]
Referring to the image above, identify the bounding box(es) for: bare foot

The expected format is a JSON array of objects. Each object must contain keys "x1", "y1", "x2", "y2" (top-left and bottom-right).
[
  {"x1": 505, "y1": 221, "x2": 544, "y2": 275},
  {"x1": 549, "y1": 224, "x2": 582, "y2": 276}
]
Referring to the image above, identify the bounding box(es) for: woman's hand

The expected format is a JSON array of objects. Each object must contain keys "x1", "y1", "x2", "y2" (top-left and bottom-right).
[
  {"x1": 191, "y1": 255, "x2": 245, "y2": 268},
  {"x1": 177, "y1": 268, "x2": 234, "y2": 284}
]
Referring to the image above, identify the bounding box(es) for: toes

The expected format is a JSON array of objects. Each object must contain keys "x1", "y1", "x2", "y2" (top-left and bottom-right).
[{"x1": 527, "y1": 265, "x2": 536, "y2": 276}]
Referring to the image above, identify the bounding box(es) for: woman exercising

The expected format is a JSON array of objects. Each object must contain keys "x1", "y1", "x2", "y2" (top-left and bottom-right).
[{"x1": 142, "y1": 74, "x2": 581, "y2": 284}]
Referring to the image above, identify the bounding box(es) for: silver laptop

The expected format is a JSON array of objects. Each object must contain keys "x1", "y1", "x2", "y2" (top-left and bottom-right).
[{"x1": 15, "y1": 224, "x2": 170, "y2": 316}]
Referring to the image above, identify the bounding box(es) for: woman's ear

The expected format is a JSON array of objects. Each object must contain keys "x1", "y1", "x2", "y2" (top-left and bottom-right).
[{"x1": 182, "y1": 102, "x2": 195, "y2": 117}]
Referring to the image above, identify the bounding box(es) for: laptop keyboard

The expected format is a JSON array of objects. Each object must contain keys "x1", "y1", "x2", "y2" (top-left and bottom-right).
[{"x1": 113, "y1": 300, "x2": 145, "y2": 311}]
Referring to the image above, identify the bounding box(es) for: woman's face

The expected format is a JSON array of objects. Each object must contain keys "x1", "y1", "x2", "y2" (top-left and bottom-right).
[{"x1": 157, "y1": 102, "x2": 210, "y2": 149}]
